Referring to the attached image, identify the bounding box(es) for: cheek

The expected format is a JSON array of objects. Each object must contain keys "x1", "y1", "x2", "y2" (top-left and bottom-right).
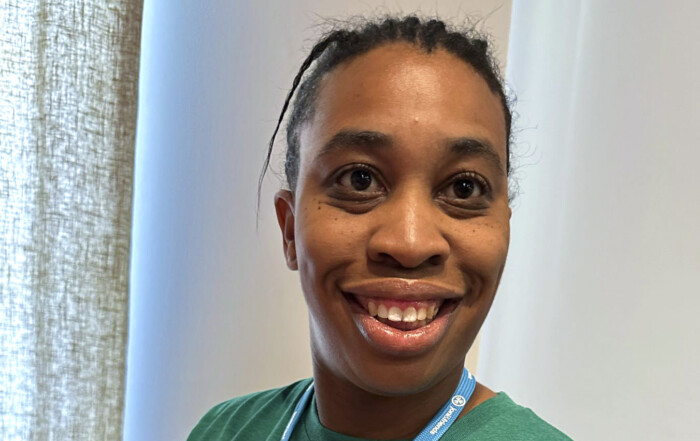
[
  {"x1": 294, "y1": 200, "x2": 368, "y2": 356},
  {"x1": 295, "y1": 199, "x2": 366, "y2": 287},
  {"x1": 452, "y1": 217, "x2": 510, "y2": 285},
  {"x1": 451, "y1": 219, "x2": 510, "y2": 335}
]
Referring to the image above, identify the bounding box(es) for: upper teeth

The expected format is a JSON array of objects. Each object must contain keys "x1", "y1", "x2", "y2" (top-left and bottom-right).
[{"x1": 368, "y1": 302, "x2": 438, "y2": 322}]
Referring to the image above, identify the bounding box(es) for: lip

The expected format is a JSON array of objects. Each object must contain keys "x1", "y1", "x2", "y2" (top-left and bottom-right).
[
  {"x1": 341, "y1": 279, "x2": 463, "y2": 300},
  {"x1": 340, "y1": 279, "x2": 464, "y2": 356}
]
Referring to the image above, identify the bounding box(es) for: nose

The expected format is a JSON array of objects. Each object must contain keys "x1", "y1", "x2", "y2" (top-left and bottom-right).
[{"x1": 367, "y1": 190, "x2": 450, "y2": 269}]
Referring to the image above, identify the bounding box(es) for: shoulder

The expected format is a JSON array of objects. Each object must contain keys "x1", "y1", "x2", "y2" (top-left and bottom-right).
[
  {"x1": 197, "y1": 378, "x2": 312, "y2": 421},
  {"x1": 187, "y1": 378, "x2": 313, "y2": 441},
  {"x1": 448, "y1": 392, "x2": 573, "y2": 441}
]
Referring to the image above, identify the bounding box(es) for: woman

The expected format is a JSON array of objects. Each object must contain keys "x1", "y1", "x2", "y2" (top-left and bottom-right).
[{"x1": 189, "y1": 15, "x2": 571, "y2": 440}]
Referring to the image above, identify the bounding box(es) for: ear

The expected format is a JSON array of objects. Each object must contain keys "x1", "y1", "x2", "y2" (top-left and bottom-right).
[{"x1": 274, "y1": 189, "x2": 298, "y2": 270}]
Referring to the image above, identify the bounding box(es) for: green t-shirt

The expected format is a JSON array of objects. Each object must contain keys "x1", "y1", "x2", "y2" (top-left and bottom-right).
[{"x1": 188, "y1": 379, "x2": 572, "y2": 440}]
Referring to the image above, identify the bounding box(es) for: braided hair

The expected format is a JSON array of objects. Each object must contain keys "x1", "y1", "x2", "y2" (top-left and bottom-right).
[{"x1": 258, "y1": 15, "x2": 512, "y2": 205}]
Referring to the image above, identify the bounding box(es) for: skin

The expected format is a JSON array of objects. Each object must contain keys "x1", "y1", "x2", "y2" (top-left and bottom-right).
[{"x1": 274, "y1": 42, "x2": 511, "y2": 439}]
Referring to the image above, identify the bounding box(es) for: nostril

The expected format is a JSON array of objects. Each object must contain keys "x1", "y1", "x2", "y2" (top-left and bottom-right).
[
  {"x1": 427, "y1": 254, "x2": 445, "y2": 266},
  {"x1": 374, "y1": 251, "x2": 445, "y2": 269},
  {"x1": 374, "y1": 252, "x2": 406, "y2": 269}
]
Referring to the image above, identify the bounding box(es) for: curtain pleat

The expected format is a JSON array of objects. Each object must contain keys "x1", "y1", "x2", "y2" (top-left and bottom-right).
[{"x1": 1, "y1": 1, "x2": 143, "y2": 439}]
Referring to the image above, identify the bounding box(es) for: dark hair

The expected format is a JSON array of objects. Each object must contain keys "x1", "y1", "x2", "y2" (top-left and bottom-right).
[{"x1": 258, "y1": 15, "x2": 512, "y2": 207}]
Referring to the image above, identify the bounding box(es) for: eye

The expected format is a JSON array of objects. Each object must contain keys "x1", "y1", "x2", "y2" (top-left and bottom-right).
[
  {"x1": 348, "y1": 169, "x2": 372, "y2": 191},
  {"x1": 449, "y1": 178, "x2": 481, "y2": 199},
  {"x1": 335, "y1": 165, "x2": 383, "y2": 193},
  {"x1": 326, "y1": 164, "x2": 386, "y2": 211},
  {"x1": 439, "y1": 172, "x2": 491, "y2": 206}
]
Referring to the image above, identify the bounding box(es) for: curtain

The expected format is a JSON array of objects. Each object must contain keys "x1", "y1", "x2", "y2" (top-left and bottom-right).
[{"x1": 1, "y1": 1, "x2": 142, "y2": 439}]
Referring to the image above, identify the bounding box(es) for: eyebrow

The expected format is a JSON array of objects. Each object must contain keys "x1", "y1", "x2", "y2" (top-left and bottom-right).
[
  {"x1": 318, "y1": 129, "x2": 505, "y2": 174},
  {"x1": 319, "y1": 130, "x2": 393, "y2": 157},
  {"x1": 444, "y1": 137, "x2": 505, "y2": 175}
]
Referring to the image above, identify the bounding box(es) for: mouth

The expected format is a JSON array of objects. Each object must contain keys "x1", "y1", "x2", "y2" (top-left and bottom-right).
[
  {"x1": 343, "y1": 293, "x2": 459, "y2": 331},
  {"x1": 339, "y1": 279, "x2": 464, "y2": 356}
]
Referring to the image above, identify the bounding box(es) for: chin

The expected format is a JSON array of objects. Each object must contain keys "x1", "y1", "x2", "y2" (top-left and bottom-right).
[{"x1": 313, "y1": 331, "x2": 472, "y2": 398}]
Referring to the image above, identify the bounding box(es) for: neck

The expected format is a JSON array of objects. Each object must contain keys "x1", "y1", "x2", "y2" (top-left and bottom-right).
[{"x1": 312, "y1": 362, "x2": 491, "y2": 440}]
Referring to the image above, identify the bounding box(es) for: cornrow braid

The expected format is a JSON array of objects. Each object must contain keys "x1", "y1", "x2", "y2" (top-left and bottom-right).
[
  {"x1": 257, "y1": 15, "x2": 512, "y2": 212},
  {"x1": 256, "y1": 29, "x2": 348, "y2": 214}
]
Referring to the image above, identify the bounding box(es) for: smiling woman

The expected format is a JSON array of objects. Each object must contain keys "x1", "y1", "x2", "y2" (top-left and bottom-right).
[{"x1": 188, "y1": 16, "x2": 571, "y2": 441}]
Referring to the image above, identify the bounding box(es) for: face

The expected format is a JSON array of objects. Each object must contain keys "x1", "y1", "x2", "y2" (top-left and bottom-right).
[{"x1": 275, "y1": 43, "x2": 511, "y2": 396}]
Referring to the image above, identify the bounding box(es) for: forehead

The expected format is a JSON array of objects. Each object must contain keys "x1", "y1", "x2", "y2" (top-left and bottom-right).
[{"x1": 301, "y1": 42, "x2": 507, "y2": 164}]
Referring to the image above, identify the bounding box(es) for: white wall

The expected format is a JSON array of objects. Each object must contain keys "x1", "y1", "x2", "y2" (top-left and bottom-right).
[
  {"x1": 479, "y1": 1, "x2": 700, "y2": 440},
  {"x1": 124, "y1": 2, "x2": 512, "y2": 440}
]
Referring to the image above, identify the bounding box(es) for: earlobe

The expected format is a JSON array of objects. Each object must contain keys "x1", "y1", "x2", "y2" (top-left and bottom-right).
[{"x1": 274, "y1": 189, "x2": 298, "y2": 270}]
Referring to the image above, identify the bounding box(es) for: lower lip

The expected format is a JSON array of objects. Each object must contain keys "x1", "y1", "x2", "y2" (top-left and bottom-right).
[{"x1": 345, "y1": 296, "x2": 456, "y2": 356}]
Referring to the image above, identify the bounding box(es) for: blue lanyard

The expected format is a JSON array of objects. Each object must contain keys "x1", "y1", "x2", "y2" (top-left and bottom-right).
[{"x1": 280, "y1": 368, "x2": 476, "y2": 441}]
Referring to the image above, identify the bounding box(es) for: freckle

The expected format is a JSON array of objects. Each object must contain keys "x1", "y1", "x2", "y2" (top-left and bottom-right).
[{"x1": 472, "y1": 229, "x2": 476, "y2": 233}]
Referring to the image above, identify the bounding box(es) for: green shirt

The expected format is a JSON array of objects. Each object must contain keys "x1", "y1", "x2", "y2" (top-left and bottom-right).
[{"x1": 188, "y1": 379, "x2": 572, "y2": 440}]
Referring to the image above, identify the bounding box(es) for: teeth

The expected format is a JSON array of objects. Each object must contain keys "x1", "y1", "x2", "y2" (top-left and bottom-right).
[
  {"x1": 402, "y1": 307, "x2": 417, "y2": 322},
  {"x1": 365, "y1": 301, "x2": 441, "y2": 323},
  {"x1": 368, "y1": 301, "x2": 377, "y2": 316},
  {"x1": 388, "y1": 306, "x2": 402, "y2": 322}
]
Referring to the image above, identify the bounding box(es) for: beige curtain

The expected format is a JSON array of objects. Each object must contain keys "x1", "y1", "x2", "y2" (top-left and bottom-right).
[{"x1": 1, "y1": 1, "x2": 142, "y2": 439}]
